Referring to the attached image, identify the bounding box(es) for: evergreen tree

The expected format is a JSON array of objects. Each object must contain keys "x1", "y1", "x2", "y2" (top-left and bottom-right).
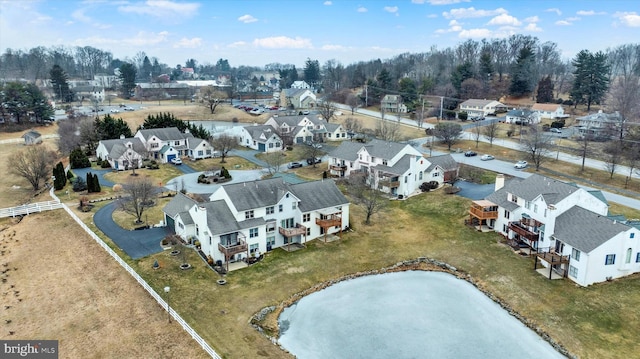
[
  {"x1": 303, "y1": 58, "x2": 321, "y2": 89},
  {"x1": 49, "y1": 65, "x2": 73, "y2": 103},
  {"x1": 451, "y1": 62, "x2": 474, "y2": 93},
  {"x1": 509, "y1": 46, "x2": 536, "y2": 96},
  {"x1": 53, "y1": 162, "x2": 66, "y2": 190},
  {"x1": 536, "y1": 76, "x2": 554, "y2": 103},
  {"x1": 139, "y1": 113, "x2": 209, "y2": 139},
  {"x1": 118, "y1": 62, "x2": 137, "y2": 99},
  {"x1": 570, "y1": 50, "x2": 610, "y2": 111},
  {"x1": 70, "y1": 148, "x2": 91, "y2": 169},
  {"x1": 93, "y1": 173, "x2": 101, "y2": 193},
  {"x1": 95, "y1": 114, "x2": 132, "y2": 140},
  {"x1": 376, "y1": 68, "x2": 393, "y2": 91},
  {"x1": 86, "y1": 172, "x2": 94, "y2": 193}
]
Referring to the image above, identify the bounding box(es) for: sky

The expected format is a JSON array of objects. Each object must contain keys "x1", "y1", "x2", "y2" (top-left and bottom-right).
[{"x1": 1, "y1": 0, "x2": 639, "y2": 69}]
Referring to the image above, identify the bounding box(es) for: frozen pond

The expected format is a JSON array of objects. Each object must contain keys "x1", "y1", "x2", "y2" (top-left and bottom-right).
[{"x1": 278, "y1": 271, "x2": 565, "y2": 359}]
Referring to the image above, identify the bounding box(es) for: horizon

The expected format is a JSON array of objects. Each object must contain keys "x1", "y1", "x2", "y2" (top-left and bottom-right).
[{"x1": 1, "y1": 0, "x2": 639, "y2": 69}]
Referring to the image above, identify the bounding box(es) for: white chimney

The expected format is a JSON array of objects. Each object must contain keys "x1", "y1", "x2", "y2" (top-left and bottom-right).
[{"x1": 495, "y1": 174, "x2": 505, "y2": 191}]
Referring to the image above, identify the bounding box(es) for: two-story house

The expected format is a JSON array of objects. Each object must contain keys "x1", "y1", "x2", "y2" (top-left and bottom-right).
[
  {"x1": 237, "y1": 124, "x2": 283, "y2": 153},
  {"x1": 459, "y1": 99, "x2": 506, "y2": 118},
  {"x1": 279, "y1": 88, "x2": 316, "y2": 109},
  {"x1": 381, "y1": 95, "x2": 407, "y2": 113},
  {"x1": 95, "y1": 137, "x2": 146, "y2": 170},
  {"x1": 328, "y1": 139, "x2": 459, "y2": 198},
  {"x1": 135, "y1": 127, "x2": 193, "y2": 162},
  {"x1": 469, "y1": 174, "x2": 640, "y2": 286},
  {"x1": 163, "y1": 178, "x2": 350, "y2": 270},
  {"x1": 505, "y1": 109, "x2": 540, "y2": 125},
  {"x1": 265, "y1": 115, "x2": 347, "y2": 144},
  {"x1": 575, "y1": 110, "x2": 623, "y2": 139},
  {"x1": 531, "y1": 103, "x2": 566, "y2": 119}
]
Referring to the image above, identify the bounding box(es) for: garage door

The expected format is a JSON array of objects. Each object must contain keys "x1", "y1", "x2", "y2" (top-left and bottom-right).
[
  {"x1": 166, "y1": 154, "x2": 176, "y2": 163},
  {"x1": 259, "y1": 143, "x2": 266, "y2": 151}
]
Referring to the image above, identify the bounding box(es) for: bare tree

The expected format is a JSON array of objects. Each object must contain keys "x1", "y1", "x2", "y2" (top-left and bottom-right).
[
  {"x1": 376, "y1": 118, "x2": 400, "y2": 142},
  {"x1": 345, "y1": 172, "x2": 387, "y2": 225},
  {"x1": 472, "y1": 121, "x2": 482, "y2": 148},
  {"x1": 13, "y1": 146, "x2": 57, "y2": 191},
  {"x1": 606, "y1": 76, "x2": 640, "y2": 140},
  {"x1": 518, "y1": 125, "x2": 555, "y2": 171},
  {"x1": 317, "y1": 99, "x2": 337, "y2": 122},
  {"x1": 57, "y1": 117, "x2": 83, "y2": 155},
  {"x1": 118, "y1": 177, "x2": 155, "y2": 224},
  {"x1": 603, "y1": 141, "x2": 624, "y2": 179},
  {"x1": 344, "y1": 117, "x2": 362, "y2": 137},
  {"x1": 201, "y1": 86, "x2": 228, "y2": 114},
  {"x1": 576, "y1": 127, "x2": 597, "y2": 172},
  {"x1": 433, "y1": 122, "x2": 462, "y2": 150},
  {"x1": 263, "y1": 152, "x2": 284, "y2": 175},
  {"x1": 304, "y1": 145, "x2": 324, "y2": 168},
  {"x1": 482, "y1": 120, "x2": 499, "y2": 146},
  {"x1": 211, "y1": 134, "x2": 238, "y2": 163},
  {"x1": 346, "y1": 93, "x2": 359, "y2": 115}
]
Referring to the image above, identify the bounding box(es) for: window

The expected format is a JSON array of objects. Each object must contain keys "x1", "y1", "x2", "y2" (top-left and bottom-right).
[
  {"x1": 303, "y1": 213, "x2": 310, "y2": 222},
  {"x1": 525, "y1": 201, "x2": 531, "y2": 209},
  {"x1": 626, "y1": 248, "x2": 632, "y2": 264},
  {"x1": 267, "y1": 236, "x2": 275, "y2": 246},
  {"x1": 504, "y1": 210, "x2": 510, "y2": 219},
  {"x1": 292, "y1": 202, "x2": 297, "y2": 210},
  {"x1": 245, "y1": 210, "x2": 254, "y2": 219},
  {"x1": 572, "y1": 248, "x2": 581, "y2": 261},
  {"x1": 249, "y1": 243, "x2": 259, "y2": 254},
  {"x1": 249, "y1": 228, "x2": 258, "y2": 238},
  {"x1": 281, "y1": 218, "x2": 294, "y2": 228},
  {"x1": 636, "y1": 252, "x2": 640, "y2": 263},
  {"x1": 266, "y1": 222, "x2": 276, "y2": 232},
  {"x1": 534, "y1": 204, "x2": 538, "y2": 213},
  {"x1": 196, "y1": 225, "x2": 199, "y2": 236},
  {"x1": 174, "y1": 141, "x2": 180, "y2": 146},
  {"x1": 279, "y1": 204, "x2": 283, "y2": 212},
  {"x1": 178, "y1": 222, "x2": 184, "y2": 229},
  {"x1": 569, "y1": 266, "x2": 578, "y2": 278},
  {"x1": 631, "y1": 233, "x2": 635, "y2": 239},
  {"x1": 269, "y1": 143, "x2": 273, "y2": 148},
  {"x1": 605, "y1": 254, "x2": 616, "y2": 265},
  {"x1": 198, "y1": 150, "x2": 203, "y2": 156},
  {"x1": 266, "y1": 206, "x2": 274, "y2": 215},
  {"x1": 306, "y1": 227, "x2": 311, "y2": 236}
]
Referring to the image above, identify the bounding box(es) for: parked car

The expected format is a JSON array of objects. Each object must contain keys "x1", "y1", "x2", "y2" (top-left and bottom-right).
[
  {"x1": 464, "y1": 151, "x2": 477, "y2": 157},
  {"x1": 306, "y1": 157, "x2": 321, "y2": 165},
  {"x1": 124, "y1": 107, "x2": 134, "y2": 111},
  {"x1": 480, "y1": 154, "x2": 495, "y2": 161},
  {"x1": 110, "y1": 109, "x2": 120, "y2": 113},
  {"x1": 287, "y1": 162, "x2": 303, "y2": 169},
  {"x1": 514, "y1": 160, "x2": 528, "y2": 169},
  {"x1": 170, "y1": 157, "x2": 183, "y2": 165},
  {"x1": 301, "y1": 110, "x2": 310, "y2": 115},
  {"x1": 550, "y1": 128, "x2": 562, "y2": 133}
]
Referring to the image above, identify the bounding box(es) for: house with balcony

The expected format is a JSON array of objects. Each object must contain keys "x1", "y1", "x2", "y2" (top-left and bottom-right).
[
  {"x1": 237, "y1": 124, "x2": 283, "y2": 153},
  {"x1": 381, "y1": 94, "x2": 407, "y2": 113},
  {"x1": 473, "y1": 173, "x2": 640, "y2": 286},
  {"x1": 134, "y1": 127, "x2": 211, "y2": 162},
  {"x1": 328, "y1": 139, "x2": 458, "y2": 198},
  {"x1": 163, "y1": 178, "x2": 350, "y2": 270},
  {"x1": 575, "y1": 110, "x2": 623, "y2": 140},
  {"x1": 459, "y1": 99, "x2": 506, "y2": 118}
]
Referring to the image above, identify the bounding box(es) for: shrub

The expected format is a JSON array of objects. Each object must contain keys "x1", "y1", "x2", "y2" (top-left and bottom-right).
[
  {"x1": 73, "y1": 177, "x2": 87, "y2": 192},
  {"x1": 101, "y1": 160, "x2": 111, "y2": 168},
  {"x1": 69, "y1": 148, "x2": 91, "y2": 169},
  {"x1": 419, "y1": 181, "x2": 439, "y2": 192},
  {"x1": 66, "y1": 170, "x2": 74, "y2": 180},
  {"x1": 551, "y1": 119, "x2": 565, "y2": 129},
  {"x1": 563, "y1": 99, "x2": 574, "y2": 106}
]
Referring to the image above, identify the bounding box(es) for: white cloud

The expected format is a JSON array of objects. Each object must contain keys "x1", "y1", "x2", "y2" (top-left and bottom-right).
[
  {"x1": 614, "y1": 11, "x2": 640, "y2": 27},
  {"x1": 173, "y1": 37, "x2": 202, "y2": 48},
  {"x1": 545, "y1": 8, "x2": 561, "y2": 16},
  {"x1": 357, "y1": 6, "x2": 368, "y2": 13},
  {"x1": 555, "y1": 20, "x2": 572, "y2": 26},
  {"x1": 566, "y1": 16, "x2": 580, "y2": 22},
  {"x1": 412, "y1": 0, "x2": 470, "y2": 4},
  {"x1": 323, "y1": 1, "x2": 332, "y2": 5},
  {"x1": 443, "y1": 7, "x2": 507, "y2": 19},
  {"x1": 458, "y1": 28, "x2": 492, "y2": 38},
  {"x1": 577, "y1": 10, "x2": 606, "y2": 16},
  {"x1": 237, "y1": 14, "x2": 258, "y2": 23},
  {"x1": 228, "y1": 41, "x2": 247, "y2": 48},
  {"x1": 524, "y1": 16, "x2": 539, "y2": 23},
  {"x1": 487, "y1": 14, "x2": 521, "y2": 26},
  {"x1": 118, "y1": 0, "x2": 200, "y2": 19},
  {"x1": 72, "y1": 9, "x2": 92, "y2": 23},
  {"x1": 73, "y1": 31, "x2": 170, "y2": 47},
  {"x1": 384, "y1": 6, "x2": 399, "y2": 14},
  {"x1": 252, "y1": 36, "x2": 312, "y2": 49},
  {"x1": 524, "y1": 23, "x2": 542, "y2": 32}
]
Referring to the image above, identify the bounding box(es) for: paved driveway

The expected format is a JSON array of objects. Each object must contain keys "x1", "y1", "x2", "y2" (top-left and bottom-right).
[
  {"x1": 93, "y1": 201, "x2": 167, "y2": 259},
  {"x1": 71, "y1": 167, "x2": 116, "y2": 187}
]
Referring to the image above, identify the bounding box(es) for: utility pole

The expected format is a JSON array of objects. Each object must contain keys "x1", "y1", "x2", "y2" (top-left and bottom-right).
[
  {"x1": 439, "y1": 96, "x2": 444, "y2": 121},
  {"x1": 364, "y1": 84, "x2": 368, "y2": 107}
]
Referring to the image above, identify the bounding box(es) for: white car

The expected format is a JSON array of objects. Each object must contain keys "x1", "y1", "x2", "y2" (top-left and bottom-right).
[
  {"x1": 480, "y1": 154, "x2": 495, "y2": 161},
  {"x1": 514, "y1": 160, "x2": 528, "y2": 169},
  {"x1": 110, "y1": 109, "x2": 120, "y2": 113},
  {"x1": 170, "y1": 157, "x2": 183, "y2": 165},
  {"x1": 550, "y1": 128, "x2": 562, "y2": 133}
]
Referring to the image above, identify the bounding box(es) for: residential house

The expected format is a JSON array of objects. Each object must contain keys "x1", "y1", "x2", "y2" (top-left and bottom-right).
[
  {"x1": 22, "y1": 130, "x2": 42, "y2": 145},
  {"x1": 575, "y1": 110, "x2": 623, "y2": 139},
  {"x1": 469, "y1": 174, "x2": 640, "y2": 286},
  {"x1": 134, "y1": 127, "x2": 212, "y2": 162},
  {"x1": 291, "y1": 80, "x2": 311, "y2": 89},
  {"x1": 426, "y1": 154, "x2": 460, "y2": 183},
  {"x1": 531, "y1": 103, "x2": 566, "y2": 119},
  {"x1": 381, "y1": 95, "x2": 408, "y2": 113},
  {"x1": 95, "y1": 137, "x2": 146, "y2": 170},
  {"x1": 72, "y1": 85, "x2": 105, "y2": 103},
  {"x1": 238, "y1": 124, "x2": 283, "y2": 153},
  {"x1": 459, "y1": 99, "x2": 506, "y2": 118},
  {"x1": 328, "y1": 139, "x2": 458, "y2": 197},
  {"x1": 134, "y1": 83, "x2": 192, "y2": 101},
  {"x1": 265, "y1": 115, "x2": 347, "y2": 144},
  {"x1": 504, "y1": 109, "x2": 540, "y2": 125},
  {"x1": 324, "y1": 122, "x2": 348, "y2": 141},
  {"x1": 279, "y1": 88, "x2": 316, "y2": 109},
  {"x1": 163, "y1": 178, "x2": 350, "y2": 269}
]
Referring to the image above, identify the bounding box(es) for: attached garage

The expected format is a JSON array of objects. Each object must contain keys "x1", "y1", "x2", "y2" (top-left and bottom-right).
[{"x1": 258, "y1": 143, "x2": 266, "y2": 152}]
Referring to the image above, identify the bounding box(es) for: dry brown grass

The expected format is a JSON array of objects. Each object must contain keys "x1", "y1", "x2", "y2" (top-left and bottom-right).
[{"x1": 0, "y1": 210, "x2": 209, "y2": 359}]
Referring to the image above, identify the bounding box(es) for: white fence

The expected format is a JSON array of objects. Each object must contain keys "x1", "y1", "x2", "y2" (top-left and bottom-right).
[
  {"x1": 0, "y1": 200, "x2": 63, "y2": 218},
  {"x1": 49, "y1": 188, "x2": 221, "y2": 359}
]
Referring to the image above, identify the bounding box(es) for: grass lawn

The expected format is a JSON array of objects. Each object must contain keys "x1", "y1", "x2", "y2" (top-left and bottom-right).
[
  {"x1": 127, "y1": 190, "x2": 639, "y2": 359},
  {"x1": 186, "y1": 156, "x2": 257, "y2": 172}
]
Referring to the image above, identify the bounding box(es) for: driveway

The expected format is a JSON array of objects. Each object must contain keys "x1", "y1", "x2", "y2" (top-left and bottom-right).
[
  {"x1": 71, "y1": 167, "x2": 116, "y2": 187},
  {"x1": 93, "y1": 201, "x2": 167, "y2": 259}
]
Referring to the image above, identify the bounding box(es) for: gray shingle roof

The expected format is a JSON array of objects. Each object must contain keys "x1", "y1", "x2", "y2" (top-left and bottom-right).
[
  {"x1": 202, "y1": 200, "x2": 241, "y2": 235},
  {"x1": 244, "y1": 124, "x2": 279, "y2": 141},
  {"x1": 137, "y1": 127, "x2": 187, "y2": 141},
  {"x1": 507, "y1": 174, "x2": 580, "y2": 204},
  {"x1": 221, "y1": 178, "x2": 293, "y2": 212},
  {"x1": 364, "y1": 139, "x2": 412, "y2": 160},
  {"x1": 426, "y1": 154, "x2": 458, "y2": 171},
  {"x1": 485, "y1": 177, "x2": 523, "y2": 211},
  {"x1": 99, "y1": 137, "x2": 146, "y2": 158},
  {"x1": 329, "y1": 141, "x2": 365, "y2": 161},
  {"x1": 554, "y1": 206, "x2": 631, "y2": 253},
  {"x1": 375, "y1": 154, "x2": 413, "y2": 175},
  {"x1": 163, "y1": 193, "x2": 197, "y2": 218},
  {"x1": 291, "y1": 180, "x2": 349, "y2": 212}
]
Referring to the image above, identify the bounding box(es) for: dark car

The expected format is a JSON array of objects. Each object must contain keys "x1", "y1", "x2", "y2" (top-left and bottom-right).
[
  {"x1": 464, "y1": 151, "x2": 477, "y2": 157},
  {"x1": 287, "y1": 162, "x2": 303, "y2": 169},
  {"x1": 306, "y1": 157, "x2": 321, "y2": 165}
]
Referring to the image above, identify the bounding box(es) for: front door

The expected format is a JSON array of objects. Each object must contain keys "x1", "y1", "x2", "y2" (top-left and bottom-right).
[{"x1": 555, "y1": 240, "x2": 564, "y2": 254}]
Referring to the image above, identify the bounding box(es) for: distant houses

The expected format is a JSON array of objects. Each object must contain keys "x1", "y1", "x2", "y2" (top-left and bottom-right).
[{"x1": 459, "y1": 99, "x2": 506, "y2": 118}]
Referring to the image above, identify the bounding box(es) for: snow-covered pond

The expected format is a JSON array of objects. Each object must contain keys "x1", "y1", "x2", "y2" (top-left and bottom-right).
[{"x1": 278, "y1": 271, "x2": 565, "y2": 359}]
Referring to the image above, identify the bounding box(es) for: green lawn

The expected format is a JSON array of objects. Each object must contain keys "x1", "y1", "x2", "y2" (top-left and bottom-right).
[{"x1": 122, "y1": 190, "x2": 640, "y2": 359}]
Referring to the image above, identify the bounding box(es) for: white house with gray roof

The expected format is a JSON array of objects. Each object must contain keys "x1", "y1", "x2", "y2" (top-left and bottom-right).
[
  {"x1": 95, "y1": 137, "x2": 146, "y2": 170},
  {"x1": 134, "y1": 127, "x2": 213, "y2": 162},
  {"x1": 472, "y1": 174, "x2": 640, "y2": 286},
  {"x1": 265, "y1": 115, "x2": 347, "y2": 144},
  {"x1": 328, "y1": 139, "x2": 458, "y2": 198},
  {"x1": 459, "y1": 99, "x2": 506, "y2": 118},
  {"x1": 163, "y1": 178, "x2": 350, "y2": 269},
  {"x1": 238, "y1": 124, "x2": 283, "y2": 152}
]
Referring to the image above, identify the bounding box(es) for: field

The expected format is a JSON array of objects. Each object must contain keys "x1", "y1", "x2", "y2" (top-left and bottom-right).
[{"x1": 2, "y1": 101, "x2": 640, "y2": 358}]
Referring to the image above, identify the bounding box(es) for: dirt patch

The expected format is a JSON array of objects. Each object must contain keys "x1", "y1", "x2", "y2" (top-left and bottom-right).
[{"x1": 0, "y1": 211, "x2": 209, "y2": 358}]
